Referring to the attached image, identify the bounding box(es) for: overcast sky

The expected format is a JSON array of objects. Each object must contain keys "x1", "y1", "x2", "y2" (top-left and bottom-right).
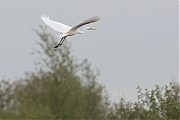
[{"x1": 0, "y1": 0, "x2": 178, "y2": 102}]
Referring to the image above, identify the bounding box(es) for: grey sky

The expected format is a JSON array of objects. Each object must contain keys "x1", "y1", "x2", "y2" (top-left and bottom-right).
[{"x1": 0, "y1": 0, "x2": 178, "y2": 102}]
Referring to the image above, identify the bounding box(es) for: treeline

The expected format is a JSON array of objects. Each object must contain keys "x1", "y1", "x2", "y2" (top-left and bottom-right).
[{"x1": 0, "y1": 26, "x2": 179, "y2": 119}]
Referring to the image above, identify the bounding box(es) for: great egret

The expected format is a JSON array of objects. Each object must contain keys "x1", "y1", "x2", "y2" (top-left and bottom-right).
[{"x1": 41, "y1": 14, "x2": 101, "y2": 48}]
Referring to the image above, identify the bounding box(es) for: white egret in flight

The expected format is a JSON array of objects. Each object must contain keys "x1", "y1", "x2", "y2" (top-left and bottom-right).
[{"x1": 41, "y1": 14, "x2": 101, "y2": 48}]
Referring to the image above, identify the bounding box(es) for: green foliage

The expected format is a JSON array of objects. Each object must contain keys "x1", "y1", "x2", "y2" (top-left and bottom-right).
[
  {"x1": 0, "y1": 79, "x2": 14, "y2": 118},
  {"x1": 0, "y1": 26, "x2": 110, "y2": 119},
  {"x1": 0, "y1": 26, "x2": 179, "y2": 119},
  {"x1": 107, "y1": 82, "x2": 180, "y2": 120}
]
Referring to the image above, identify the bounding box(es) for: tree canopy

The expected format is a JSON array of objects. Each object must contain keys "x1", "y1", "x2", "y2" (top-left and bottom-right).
[
  {"x1": 107, "y1": 82, "x2": 180, "y2": 119},
  {"x1": 0, "y1": 26, "x2": 110, "y2": 119}
]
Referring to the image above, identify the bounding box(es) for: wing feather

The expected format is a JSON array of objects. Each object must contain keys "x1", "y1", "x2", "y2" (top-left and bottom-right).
[
  {"x1": 41, "y1": 15, "x2": 71, "y2": 33},
  {"x1": 70, "y1": 15, "x2": 101, "y2": 31}
]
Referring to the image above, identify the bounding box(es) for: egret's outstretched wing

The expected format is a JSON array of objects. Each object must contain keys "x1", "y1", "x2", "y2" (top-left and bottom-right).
[
  {"x1": 41, "y1": 15, "x2": 71, "y2": 33},
  {"x1": 70, "y1": 15, "x2": 101, "y2": 31}
]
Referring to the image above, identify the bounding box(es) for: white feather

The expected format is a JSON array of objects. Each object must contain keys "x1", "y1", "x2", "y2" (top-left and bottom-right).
[
  {"x1": 41, "y1": 15, "x2": 71, "y2": 33},
  {"x1": 41, "y1": 14, "x2": 101, "y2": 48}
]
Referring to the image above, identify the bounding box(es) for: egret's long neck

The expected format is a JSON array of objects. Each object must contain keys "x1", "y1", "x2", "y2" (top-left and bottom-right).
[{"x1": 79, "y1": 27, "x2": 88, "y2": 34}]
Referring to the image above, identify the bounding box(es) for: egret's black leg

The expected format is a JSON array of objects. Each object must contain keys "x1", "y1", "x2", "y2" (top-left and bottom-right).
[
  {"x1": 53, "y1": 37, "x2": 64, "y2": 48},
  {"x1": 60, "y1": 36, "x2": 66, "y2": 44},
  {"x1": 53, "y1": 36, "x2": 67, "y2": 48}
]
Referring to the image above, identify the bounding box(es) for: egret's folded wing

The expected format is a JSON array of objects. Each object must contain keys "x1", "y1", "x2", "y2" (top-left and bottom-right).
[
  {"x1": 70, "y1": 15, "x2": 101, "y2": 31},
  {"x1": 41, "y1": 15, "x2": 71, "y2": 33}
]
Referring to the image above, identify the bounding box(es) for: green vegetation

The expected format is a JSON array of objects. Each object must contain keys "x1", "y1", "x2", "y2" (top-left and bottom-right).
[
  {"x1": 107, "y1": 82, "x2": 180, "y2": 119},
  {"x1": 0, "y1": 26, "x2": 179, "y2": 119}
]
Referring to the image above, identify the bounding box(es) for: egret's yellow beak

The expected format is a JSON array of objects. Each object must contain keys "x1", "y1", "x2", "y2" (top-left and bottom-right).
[{"x1": 90, "y1": 28, "x2": 96, "y2": 30}]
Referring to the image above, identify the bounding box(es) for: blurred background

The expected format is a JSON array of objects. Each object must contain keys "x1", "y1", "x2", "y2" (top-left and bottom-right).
[{"x1": 0, "y1": 0, "x2": 178, "y2": 106}]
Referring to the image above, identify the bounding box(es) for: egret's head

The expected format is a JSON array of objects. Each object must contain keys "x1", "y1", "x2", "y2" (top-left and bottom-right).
[{"x1": 87, "y1": 27, "x2": 96, "y2": 30}]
